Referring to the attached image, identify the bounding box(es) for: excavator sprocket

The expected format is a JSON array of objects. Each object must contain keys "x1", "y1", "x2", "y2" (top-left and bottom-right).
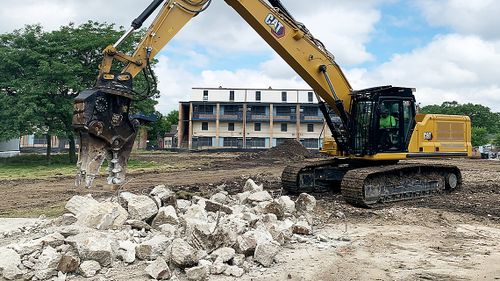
[{"x1": 282, "y1": 161, "x2": 462, "y2": 208}]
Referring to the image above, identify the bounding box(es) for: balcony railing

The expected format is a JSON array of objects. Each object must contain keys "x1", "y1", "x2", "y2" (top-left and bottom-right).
[
  {"x1": 273, "y1": 114, "x2": 297, "y2": 122},
  {"x1": 247, "y1": 114, "x2": 270, "y2": 121},
  {"x1": 219, "y1": 112, "x2": 243, "y2": 121},
  {"x1": 192, "y1": 112, "x2": 216, "y2": 120},
  {"x1": 301, "y1": 114, "x2": 324, "y2": 122}
]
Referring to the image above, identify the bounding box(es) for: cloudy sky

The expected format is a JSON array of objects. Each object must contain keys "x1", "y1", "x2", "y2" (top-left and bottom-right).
[{"x1": 1, "y1": 0, "x2": 500, "y2": 113}]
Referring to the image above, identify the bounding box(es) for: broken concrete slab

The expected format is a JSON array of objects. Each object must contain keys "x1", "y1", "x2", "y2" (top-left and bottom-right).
[
  {"x1": 33, "y1": 246, "x2": 62, "y2": 280},
  {"x1": 224, "y1": 265, "x2": 244, "y2": 277},
  {"x1": 211, "y1": 247, "x2": 235, "y2": 263},
  {"x1": 79, "y1": 260, "x2": 101, "y2": 278},
  {"x1": 120, "y1": 192, "x2": 158, "y2": 221},
  {"x1": 152, "y1": 206, "x2": 179, "y2": 228},
  {"x1": 204, "y1": 200, "x2": 233, "y2": 215},
  {"x1": 57, "y1": 253, "x2": 80, "y2": 273},
  {"x1": 185, "y1": 264, "x2": 208, "y2": 281},
  {"x1": 292, "y1": 217, "x2": 313, "y2": 235},
  {"x1": 253, "y1": 241, "x2": 280, "y2": 267},
  {"x1": 278, "y1": 196, "x2": 296, "y2": 214},
  {"x1": 145, "y1": 257, "x2": 171, "y2": 280},
  {"x1": 136, "y1": 235, "x2": 171, "y2": 261},
  {"x1": 118, "y1": 240, "x2": 136, "y2": 264},
  {"x1": 295, "y1": 193, "x2": 316, "y2": 214},
  {"x1": 65, "y1": 232, "x2": 117, "y2": 267},
  {"x1": 247, "y1": 191, "x2": 273, "y2": 203},
  {"x1": 0, "y1": 247, "x2": 22, "y2": 280},
  {"x1": 243, "y1": 179, "x2": 263, "y2": 193},
  {"x1": 170, "y1": 238, "x2": 198, "y2": 268}
]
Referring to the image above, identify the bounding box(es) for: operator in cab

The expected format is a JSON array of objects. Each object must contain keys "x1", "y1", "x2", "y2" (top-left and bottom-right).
[{"x1": 379, "y1": 107, "x2": 396, "y2": 129}]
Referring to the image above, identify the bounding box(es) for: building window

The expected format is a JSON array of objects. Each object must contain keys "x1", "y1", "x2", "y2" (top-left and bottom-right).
[
  {"x1": 308, "y1": 92, "x2": 314, "y2": 102},
  {"x1": 281, "y1": 91, "x2": 287, "y2": 102},
  {"x1": 281, "y1": 123, "x2": 288, "y2": 132},
  {"x1": 256, "y1": 91, "x2": 261, "y2": 101},
  {"x1": 201, "y1": 122, "x2": 208, "y2": 130},
  {"x1": 248, "y1": 138, "x2": 265, "y2": 148},
  {"x1": 276, "y1": 106, "x2": 292, "y2": 116},
  {"x1": 198, "y1": 137, "x2": 212, "y2": 147},
  {"x1": 229, "y1": 90, "x2": 235, "y2": 101},
  {"x1": 203, "y1": 90, "x2": 208, "y2": 101},
  {"x1": 223, "y1": 137, "x2": 240, "y2": 147},
  {"x1": 224, "y1": 105, "x2": 239, "y2": 114},
  {"x1": 228, "y1": 123, "x2": 235, "y2": 131},
  {"x1": 276, "y1": 138, "x2": 288, "y2": 146},
  {"x1": 307, "y1": 124, "x2": 314, "y2": 132},
  {"x1": 303, "y1": 106, "x2": 318, "y2": 116},
  {"x1": 252, "y1": 106, "x2": 266, "y2": 115},
  {"x1": 254, "y1": 123, "x2": 261, "y2": 131},
  {"x1": 194, "y1": 104, "x2": 214, "y2": 114},
  {"x1": 301, "y1": 139, "x2": 318, "y2": 149}
]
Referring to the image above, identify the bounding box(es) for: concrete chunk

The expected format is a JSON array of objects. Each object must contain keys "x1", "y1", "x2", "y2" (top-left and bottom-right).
[
  {"x1": 79, "y1": 260, "x2": 101, "y2": 278},
  {"x1": 247, "y1": 191, "x2": 273, "y2": 202},
  {"x1": 243, "y1": 179, "x2": 263, "y2": 193},
  {"x1": 34, "y1": 246, "x2": 62, "y2": 280},
  {"x1": 152, "y1": 206, "x2": 179, "y2": 228},
  {"x1": 0, "y1": 247, "x2": 22, "y2": 280},
  {"x1": 211, "y1": 247, "x2": 235, "y2": 263},
  {"x1": 136, "y1": 235, "x2": 171, "y2": 261},
  {"x1": 278, "y1": 196, "x2": 296, "y2": 213},
  {"x1": 254, "y1": 241, "x2": 280, "y2": 267},
  {"x1": 295, "y1": 193, "x2": 316, "y2": 213},
  {"x1": 145, "y1": 257, "x2": 171, "y2": 280},
  {"x1": 170, "y1": 238, "x2": 198, "y2": 268},
  {"x1": 120, "y1": 192, "x2": 158, "y2": 221},
  {"x1": 65, "y1": 232, "x2": 117, "y2": 267},
  {"x1": 185, "y1": 265, "x2": 208, "y2": 281}
]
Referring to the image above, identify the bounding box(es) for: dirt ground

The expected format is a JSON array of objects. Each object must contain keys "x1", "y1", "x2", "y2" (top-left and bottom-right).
[{"x1": 1, "y1": 151, "x2": 499, "y2": 280}]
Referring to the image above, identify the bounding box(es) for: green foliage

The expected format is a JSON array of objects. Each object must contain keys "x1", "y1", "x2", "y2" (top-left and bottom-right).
[
  {"x1": 0, "y1": 22, "x2": 160, "y2": 160},
  {"x1": 148, "y1": 110, "x2": 179, "y2": 142},
  {"x1": 492, "y1": 134, "x2": 500, "y2": 147},
  {"x1": 421, "y1": 101, "x2": 500, "y2": 134},
  {"x1": 471, "y1": 127, "x2": 489, "y2": 147}
]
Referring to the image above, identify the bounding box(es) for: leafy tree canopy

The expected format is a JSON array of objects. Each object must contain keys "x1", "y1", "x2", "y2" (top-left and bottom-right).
[{"x1": 0, "y1": 22, "x2": 159, "y2": 162}]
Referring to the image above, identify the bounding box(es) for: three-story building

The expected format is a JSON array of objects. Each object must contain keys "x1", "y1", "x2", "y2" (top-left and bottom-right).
[{"x1": 178, "y1": 87, "x2": 325, "y2": 149}]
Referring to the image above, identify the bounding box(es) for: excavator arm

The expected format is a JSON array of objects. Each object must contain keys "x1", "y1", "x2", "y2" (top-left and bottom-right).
[{"x1": 73, "y1": 0, "x2": 354, "y2": 187}]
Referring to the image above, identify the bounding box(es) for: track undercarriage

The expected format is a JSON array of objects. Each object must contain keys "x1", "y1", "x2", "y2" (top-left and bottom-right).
[{"x1": 282, "y1": 159, "x2": 461, "y2": 208}]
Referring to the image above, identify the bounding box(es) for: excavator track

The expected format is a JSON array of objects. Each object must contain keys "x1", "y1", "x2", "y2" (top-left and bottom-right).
[
  {"x1": 282, "y1": 161, "x2": 462, "y2": 208},
  {"x1": 281, "y1": 159, "x2": 342, "y2": 194},
  {"x1": 341, "y1": 164, "x2": 461, "y2": 207}
]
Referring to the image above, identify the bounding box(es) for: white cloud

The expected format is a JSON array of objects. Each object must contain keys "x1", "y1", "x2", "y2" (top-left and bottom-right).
[
  {"x1": 349, "y1": 34, "x2": 500, "y2": 111},
  {"x1": 416, "y1": 0, "x2": 500, "y2": 39}
]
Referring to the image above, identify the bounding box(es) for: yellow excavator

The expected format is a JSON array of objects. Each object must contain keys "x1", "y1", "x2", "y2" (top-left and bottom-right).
[{"x1": 72, "y1": 0, "x2": 472, "y2": 207}]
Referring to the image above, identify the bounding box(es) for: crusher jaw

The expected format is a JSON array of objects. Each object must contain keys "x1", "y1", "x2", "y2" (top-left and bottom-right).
[{"x1": 72, "y1": 87, "x2": 138, "y2": 188}]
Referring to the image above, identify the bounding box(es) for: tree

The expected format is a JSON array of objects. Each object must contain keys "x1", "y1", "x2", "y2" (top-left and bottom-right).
[
  {"x1": 493, "y1": 134, "x2": 500, "y2": 147},
  {"x1": 0, "y1": 22, "x2": 159, "y2": 163},
  {"x1": 147, "y1": 110, "x2": 179, "y2": 145},
  {"x1": 471, "y1": 127, "x2": 489, "y2": 147}
]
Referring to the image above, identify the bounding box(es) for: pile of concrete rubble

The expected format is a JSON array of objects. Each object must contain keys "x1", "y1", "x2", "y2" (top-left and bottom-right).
[{"x1": 0, "y1": 179, "x2": 317, "y2": 280}]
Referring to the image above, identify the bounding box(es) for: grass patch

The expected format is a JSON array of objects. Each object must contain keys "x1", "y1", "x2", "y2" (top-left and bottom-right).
[
  {"x1": 0, "y1": 153, "x2": 170, "y2": 181},
  {"x1": 0, "y1": 202, "x2": 66, "y2": 218}
]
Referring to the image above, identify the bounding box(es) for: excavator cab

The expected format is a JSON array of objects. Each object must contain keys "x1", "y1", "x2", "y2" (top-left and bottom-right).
[{"x1": 349, "y1": 86, "x2": 416, "y2": 156}]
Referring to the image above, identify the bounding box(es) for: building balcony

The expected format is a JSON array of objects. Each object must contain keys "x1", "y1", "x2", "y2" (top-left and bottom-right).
[
  {"x1": 219, "y1": 112, "x2": 243, "y2": 121},
  {"x1": 273, "y1": 114, "x2": 297, "y2": 122},
  {"x1": 192, "y1": 112, "x2": 216, "y2": 120},
  {"x1": 301, "y1": 114, "x2": 324, "y2": 123},
  {"x1": 247, "y1": 114, "x2": 270, "y2": 121}
]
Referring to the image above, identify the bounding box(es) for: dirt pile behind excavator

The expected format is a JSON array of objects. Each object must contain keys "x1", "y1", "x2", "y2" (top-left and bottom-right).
[{"x1": 238, "y1": 140, "x2": 312, "y2": 161}]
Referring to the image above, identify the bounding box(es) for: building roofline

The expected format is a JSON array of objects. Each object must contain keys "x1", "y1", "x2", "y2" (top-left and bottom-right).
[{"x1": 192, "y1": 87, "x2": 313, "y2": 91}]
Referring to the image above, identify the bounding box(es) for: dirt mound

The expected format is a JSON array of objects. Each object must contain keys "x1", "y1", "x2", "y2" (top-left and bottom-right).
[{"x1": 238, "y1": 140, "x2": 312, "y2": 161}]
